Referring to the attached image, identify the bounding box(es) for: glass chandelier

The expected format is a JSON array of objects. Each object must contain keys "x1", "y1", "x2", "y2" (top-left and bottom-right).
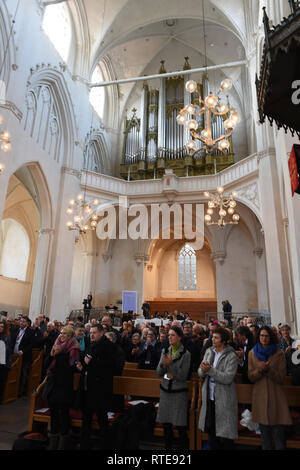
[
  {"x1": 177, "y1": 78, "x2": 240, "y2": 154},
  {"x1": 0, "y1": 114, "x2": 11, "y2": 174},
  {"x1": 66, "y1": 194, "x2": 99, "y2": 234},
  {"x1": 204, "y1": 186, "x2": 240, "y2": 227}
]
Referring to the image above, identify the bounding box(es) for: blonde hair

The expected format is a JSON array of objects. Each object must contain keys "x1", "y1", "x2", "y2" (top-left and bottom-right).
[{"x1": 61, "y1": 326, "x2": 75, "y2": 337}]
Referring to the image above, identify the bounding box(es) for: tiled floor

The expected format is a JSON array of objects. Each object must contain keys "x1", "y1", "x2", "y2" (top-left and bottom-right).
[{"x1": 0, "y1": 397, "x2": 31, "y2": 450}]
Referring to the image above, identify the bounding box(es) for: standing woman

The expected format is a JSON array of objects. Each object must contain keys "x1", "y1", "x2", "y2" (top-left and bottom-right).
[
  {"x1": 198, "y1": 327, "x2": 238, "y2": 450},
  {"x1": 0, "y1": 321, "x2": 12, "y2": 403},
  {"x1": 156, "y1": 325, "x2": 191, "y2": 450},
  {"x1": 248, "y1": 326, "x2": 292, "y2": 450},
  {"x1": 44, "y1": 326, "x2": 80, "y2": 450}
]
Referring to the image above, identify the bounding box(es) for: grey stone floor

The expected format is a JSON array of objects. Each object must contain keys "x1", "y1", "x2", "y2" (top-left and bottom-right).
[{"x1": 0, "y1": 397, "x2": 31, "y2": 450}]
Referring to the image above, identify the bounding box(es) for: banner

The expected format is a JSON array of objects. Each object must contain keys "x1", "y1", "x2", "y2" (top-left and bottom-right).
[
  {"x1": 122, "y1": 291, "x2": 137, "y2": 313},
  {"x1": 288, "y1": 144, "x2": 300, "y2": 196}
]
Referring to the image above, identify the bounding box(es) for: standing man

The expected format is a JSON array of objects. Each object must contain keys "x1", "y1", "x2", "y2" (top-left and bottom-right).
[
  {"x1": 142, "y1": 300, "x2": 151, "y2": 319},
  {"x1": 77, "y1": 323, "x2": 115, "y2": 450},
  {"x1": 222, "y1": 300, "x2": 233, "y2": 327},
  {"x1": 10, "y1": 316, "x2": 35, "y2": 397}
]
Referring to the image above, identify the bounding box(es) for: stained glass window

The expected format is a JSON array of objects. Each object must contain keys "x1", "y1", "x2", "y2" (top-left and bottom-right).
[{"x1": 178, "y1": 244, "x2": 197, "y2": 290}]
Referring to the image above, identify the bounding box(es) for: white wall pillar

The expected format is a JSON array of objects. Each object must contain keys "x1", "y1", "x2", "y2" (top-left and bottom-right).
[
  {"x1": 29, "y1": 228, "x2": 54, "y2": 319},
  {"x1": 46, "y1": 168, "x2": 81, "y2": 321},
  {"x1": 257, "y1": 150, "x2": 291, "y2": 326},
  {"x1": 254, "y1": 247, "x2": 269, "y2": 310}
]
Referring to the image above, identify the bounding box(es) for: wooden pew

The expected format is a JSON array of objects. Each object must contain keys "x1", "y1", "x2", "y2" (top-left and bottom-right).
[
  {"x1": 122, "y1": 368, "x2": 157, "y2": 378},
  {"x1": 28, "y1": 373, "x2": 197, "y2": 450},
  {"x1": 2, "y1": 355, "x2": 22, "y2": 404},
  {"x1": 124, "y1": 362, "x2": 138, "y2": 369},
  {"x1": 27, "y1": 350, "x2": 44, "y2": 397},
  {"x1": 196, "y1": 380, "x2": 300, "y2": 449},
  {"x1": 113, "y1": 375, "x2": 197, "y2": 450}
]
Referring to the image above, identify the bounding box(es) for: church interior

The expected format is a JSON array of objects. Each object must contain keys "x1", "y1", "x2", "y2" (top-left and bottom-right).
[{"x1": 0, "y1": 0, "x2": 300, "y2": 452}]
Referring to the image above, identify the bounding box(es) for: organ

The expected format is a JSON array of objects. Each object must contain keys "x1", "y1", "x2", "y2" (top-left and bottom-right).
[{"x1": 121, "y1": 58, "x2": 235, "y2": 180}]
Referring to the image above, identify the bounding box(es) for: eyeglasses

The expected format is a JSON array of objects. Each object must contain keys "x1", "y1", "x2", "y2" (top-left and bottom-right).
[{"x1": 260, "y1": 334, "x2": 270, "y2": 338}]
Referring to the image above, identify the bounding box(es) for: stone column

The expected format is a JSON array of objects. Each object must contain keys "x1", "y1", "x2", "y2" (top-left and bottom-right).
[
  {"x1": 29, "y1": 228, "x2": 55, "y2": 319},
  {"x1": 0, "y1": 170, "x2": 10, "y2": 222},
  {"x1": 46, "y1": 168, "x2": 81, "y2": 321},
  {"x1": 134, "y1": 253, "x2": 149, "y2": 314},
  {"x1": 211, "y1": 251, "x2": 226, "y2": 316},
  {"x1": 257, "y1": 149, "x2": 290, "y2": 326},
  {"x1": 253, "y1": 246, "x2": 269, "y2": 311}
]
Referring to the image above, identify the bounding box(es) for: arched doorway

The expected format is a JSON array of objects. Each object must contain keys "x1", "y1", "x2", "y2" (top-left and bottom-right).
[{"x1": 144, "y1": 238, "x2": 217, "y2": 322}]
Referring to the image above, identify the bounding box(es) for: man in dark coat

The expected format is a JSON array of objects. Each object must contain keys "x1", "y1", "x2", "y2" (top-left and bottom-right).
[
  {"x1": 222, "y1": 300, "x2": 233, "y2": 327},
  {"x1": 10, "y1": 316, "x2": 35, "y2": 396},
  {"x1": 234, "y1": 326, "x2": 254, "y2": 383},
  {"x1": 77, "y1": 324, "x2": 115, "y2": 450},
  {"x1": 136, "y1": 330, "x2": 160, "y2": 370}
]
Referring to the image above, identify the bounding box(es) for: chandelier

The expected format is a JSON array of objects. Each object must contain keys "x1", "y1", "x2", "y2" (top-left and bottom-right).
[
  {"x1": 0, "y1": 115, "x2": 11, "y2": 174},
  {"x1": 177, "y1": 78, "x2": 240, "y2": 154},
  {"x1": 66, "y1": 194, "x2": 99, "y2": 234},
  {"x1": 204, "y1": 186, "x2": 240, "y2": 227}
]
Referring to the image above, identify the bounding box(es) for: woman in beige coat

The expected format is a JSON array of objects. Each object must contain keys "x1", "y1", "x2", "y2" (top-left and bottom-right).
[{"x1": 248, "y1": 326, "x2": 292, "y2": 450}]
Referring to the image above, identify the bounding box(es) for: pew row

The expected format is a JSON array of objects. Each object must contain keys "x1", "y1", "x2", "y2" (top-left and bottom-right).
[
  {"x1": 196, "y1": 380, "x2": 300, "y2": 449},
  {"x1": 28, "y1": 373, "x2": 197, "y2": 450}
]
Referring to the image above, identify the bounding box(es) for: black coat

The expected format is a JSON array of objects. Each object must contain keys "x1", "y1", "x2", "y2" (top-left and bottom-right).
[
  {"x1": 44, "y1": 352, "x2": 77, "y2": 405},
  {"x1": 137, "y1": 342, "x2": 160, "y2": 370},
  {"x1": 81, "y1": 336, "x2": 115, "y2": 411},
  {"x1": 10, "y1": 327, "x2": 35, "y2": 363}
]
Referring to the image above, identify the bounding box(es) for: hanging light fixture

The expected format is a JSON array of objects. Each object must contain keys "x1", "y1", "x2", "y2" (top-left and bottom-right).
[
  {"x1": 177, "y1": 78, "x2": 240, "y2": 154},
  {"x1": 204, "y1": 187, "x2": 240, "y2": 227},
  {"x1": 66, "y1": 117, "x2": 100, "y2": 234},
  {"x1": 176, "y1": 0, "x2": 240, "y2": 155},
  {"x1": 66, "y1": 194, "x2": 99, "y2": 234}
]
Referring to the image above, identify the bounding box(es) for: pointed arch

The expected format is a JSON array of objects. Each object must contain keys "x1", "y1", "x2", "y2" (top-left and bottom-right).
[{"x1": 25, "y1": 67, "x2": 77, "y2": 167}]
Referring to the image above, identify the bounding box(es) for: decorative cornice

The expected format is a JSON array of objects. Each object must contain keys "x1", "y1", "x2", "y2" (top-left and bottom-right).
[
  {"x1": 134, "y1": 254, "x2": 150, "y2": 266},
  {"x1": 253, "y1": 247, "x2": 264, "y2": 258},
  {"x1": 257, "y1": 148, "x2": 276, "y2": 163},
  {"x1": 61, "y1": 167, "x2": 82, "y2": 180},
  {"x1": 0, "y1": 100, "x2": 23, "y2": 121},
  {"x1": 211, "y1": 251, "x2": 226, "y2": 265},
  {"x1": 102, "y1": 252, "x2": 112, "y2": 263},
  {"x1": 38, "y1": 228, "x2": 55, "y2": 236}
]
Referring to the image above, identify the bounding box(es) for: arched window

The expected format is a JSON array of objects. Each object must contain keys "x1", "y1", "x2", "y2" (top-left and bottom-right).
[
  {"x1": 178, "y1": 244, "x2": 197, "y2": 291},
  {"x1": 42, "y1": 3, "x2": 72, "y2": 62},
  {"x1": 89, "y1": 64, "x2": 105, "y2": 119},
  {"x1": 0, "y1": 219, "x2": 30, "y2": 281}
]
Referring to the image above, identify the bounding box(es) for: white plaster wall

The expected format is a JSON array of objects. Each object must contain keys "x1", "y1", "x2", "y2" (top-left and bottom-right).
[
  {"x1": 216, "y1": 223, "x2": 258, "y2": 312},
  {"x1": 158, "y1": 244, "x2": 216, "y2": 299}
]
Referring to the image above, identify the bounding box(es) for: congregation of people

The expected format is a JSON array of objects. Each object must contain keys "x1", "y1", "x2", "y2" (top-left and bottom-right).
[{"x1": 0, "y1": 305, "x2": 299, "y2": 451}]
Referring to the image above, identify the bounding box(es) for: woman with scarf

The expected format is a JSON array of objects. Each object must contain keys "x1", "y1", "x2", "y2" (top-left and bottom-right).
[
  {"x1": 44, "y1": 326, "x2": 80, "y2": 450},
  {"x1": 156, "y1": 325, "x2": 191, "y2": 450},
  {"x1": 248, "y1": 325, "x2": 292, "y2": 450}
]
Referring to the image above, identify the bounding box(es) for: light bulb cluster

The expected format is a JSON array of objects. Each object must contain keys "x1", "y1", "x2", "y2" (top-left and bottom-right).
[
  {"x1": 177, "y1": 78, "x2": 240, "y2": 154},
  {"x1": 204, "y1": 186, "x2": 240, "y2": 228},
  {"x1": 66, "y1": 194, "x2": 100, "y2": 234},
  {"x1": 0, "y1": 114, "x2": 12, "y2": 175}
]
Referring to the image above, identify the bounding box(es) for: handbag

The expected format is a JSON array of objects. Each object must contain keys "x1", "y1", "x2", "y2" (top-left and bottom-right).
[{"x1": 42, "y1": 372, "x2": 55, "y2": 401}]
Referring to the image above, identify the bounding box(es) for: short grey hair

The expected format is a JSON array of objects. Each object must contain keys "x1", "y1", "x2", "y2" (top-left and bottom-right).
[
  {"x1": 105, "y1": 331, "x2": 117, "y2": 343},
  {"x1": 280, "y1": 323, "x2": 291, "y2": 331}
]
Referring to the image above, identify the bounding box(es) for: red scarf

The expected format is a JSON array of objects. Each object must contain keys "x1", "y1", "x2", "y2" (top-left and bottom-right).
[{"x1": 47, "y1": 336, "x2": 80, "y2": 373}]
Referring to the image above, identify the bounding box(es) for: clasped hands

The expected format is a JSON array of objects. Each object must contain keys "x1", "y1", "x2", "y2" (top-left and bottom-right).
[
  {"x1": 258, "y1": 360, "x2": 270, "y2": 373},
  {"x1": 162, "y1": 354, "x2": 173, "y2": 368},
  {"x1": 200, "y1": 362, "x2": 211, "y2": 373}
]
